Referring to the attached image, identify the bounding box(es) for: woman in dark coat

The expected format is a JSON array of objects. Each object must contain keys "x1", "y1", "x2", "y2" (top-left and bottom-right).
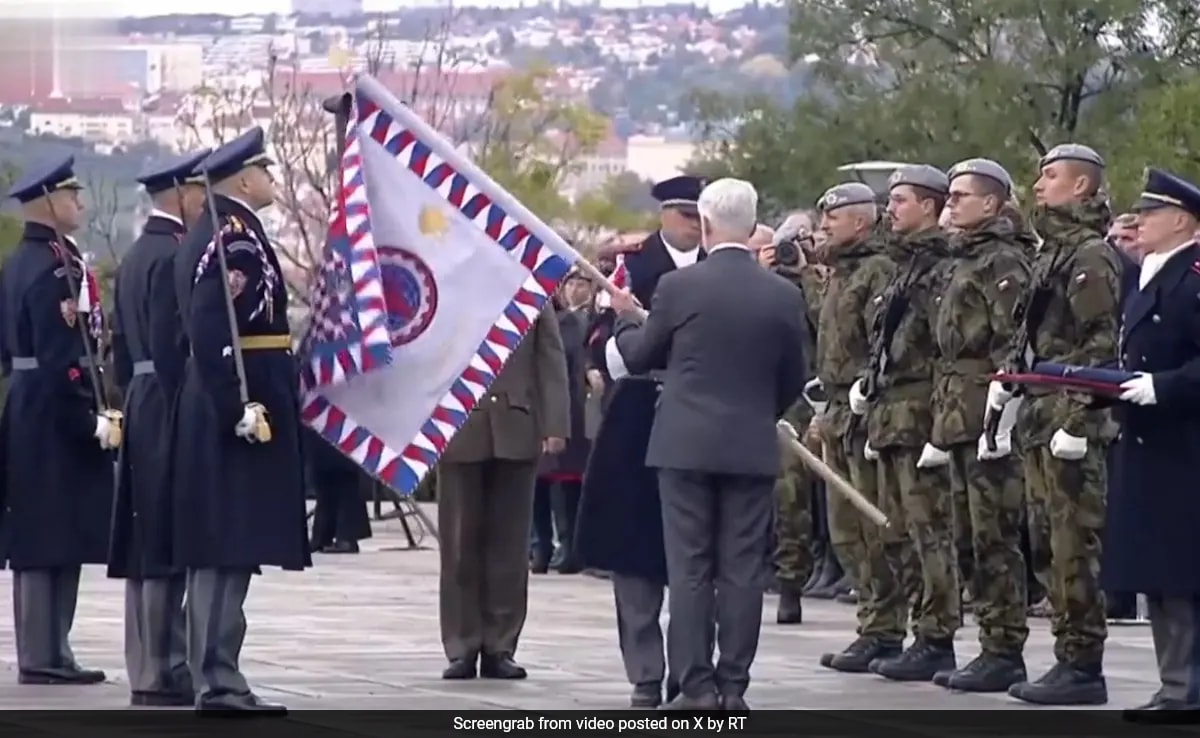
[
  {"x1": 531, "y1": 270, "x2": 592, "y2": 573},
  {"x1": 305, "y1": 426, "x2": 372, "y2": 553}
]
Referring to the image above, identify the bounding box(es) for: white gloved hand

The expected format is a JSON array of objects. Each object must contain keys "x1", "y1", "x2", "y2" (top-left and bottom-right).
[
  {"x1": 802, "y1": 377, "x2": 827, "y2": 415},
  {"x1": 777, "y1": 419, "x2": 799, "y2": 440},
  {"x1": 863, "y1": 440, "x2": 879, "y2": 461},
  {"x1": 986, "y1": 380, "x2": 1014, "y2": 411},
  {"x1": 849, "y1": 378, "x2": 869, "y2": 416},
  {"x1": 235, "y1": 405, "x2": 264, "y2": 443},
  {"x1": 1049, "y1": 429, "x2": 1088, "y2": 461},
  {"x1": 94, "y1": 414, "x2": 119, "y2": 451},
  {"x1": 1119, "y1": 372, "x2": 1157, "y2": 406},
  {"x1": 977, "y1": 432, "x2": 1012, "y2": 461},
  {"x1": 916, "y1": 443, "x2": 950, "y2": 468}
]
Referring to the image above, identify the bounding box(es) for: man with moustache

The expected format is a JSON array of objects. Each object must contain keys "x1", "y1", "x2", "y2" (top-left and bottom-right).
[
  {"x1": 109, "y1": 149, "x2": 211, "y2": 706},
  {"x1": 927, "y1": 159, "x2": 1033, "y2": 692},
  {"x1": 810, "y1": 183, "x2": 898, "y2": 673},
  {"x1": 992, "y1": 145, "x2": 1117, "y2": 707},
  {"x1": 1106, "y1": 168, "x2": 1200, "y2": 721},
  {"x1": 851, "y1": 165, "x2": 957, "y2": 682}
]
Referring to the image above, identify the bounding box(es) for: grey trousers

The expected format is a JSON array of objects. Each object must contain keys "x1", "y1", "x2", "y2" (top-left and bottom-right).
[
  {"x1": 125, "y1": 576, "x2": 190, "y2": 695},
  {"x1": 1148, "y1": 595, "x2": 1200, "y2": 704},
  {"x1": 658, "y1": 469, "x2": 774, "y2": 699},
  {"x1": 13, "y1": 567, "x2": 82, "y2": 673},
  {"x1": 186, "y1": 568, "x2": 253, "y2": 702},
  {"x1": 612, "y1": 573, "x2": 670, "y2": 686}
]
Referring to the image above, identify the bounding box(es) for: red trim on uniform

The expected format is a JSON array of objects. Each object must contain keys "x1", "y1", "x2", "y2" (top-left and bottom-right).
[
  {"x1": 67, "y1": 367, "x2": 81, "y2": 381},
  {"x1": 541, "y1": 472, "x2": 582, "y2": 483}
]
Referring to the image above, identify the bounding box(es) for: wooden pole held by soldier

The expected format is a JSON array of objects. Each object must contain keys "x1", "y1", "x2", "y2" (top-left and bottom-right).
[{"x1": 776, "y1": 421, "x2": 888, "y2": 527}]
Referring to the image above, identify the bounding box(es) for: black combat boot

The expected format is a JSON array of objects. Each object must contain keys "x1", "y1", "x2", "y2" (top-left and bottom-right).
[
  {"x1": 776, "y1": 583, "x2": 803, "y2": 624},
  {"x1": 835, "y1": 588, "x2": 858, "y2": 605},
  {"x1": 871, "y1": 637, "x2": 955, "y2": 682},
  {"x1": 825, "y1": 636, "x2": 902, "y2": 673},
  {"x1": 1008, "y1": 661, "x2": 1107, "y2": 705},
  {"x1": 944, "y1": 652, "x2": 1026, "y2": 692},
  {"x1": 804, "y1": 548, "x2": 840, "y2": 596},
  {"x1": 801, "y1": 541, "x2": 827, "y2": 594}
]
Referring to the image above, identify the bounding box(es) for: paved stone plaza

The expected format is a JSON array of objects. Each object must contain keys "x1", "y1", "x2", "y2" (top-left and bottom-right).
[{"x1": 0, "y1": 505, "x2": 1163, "y2": 711}]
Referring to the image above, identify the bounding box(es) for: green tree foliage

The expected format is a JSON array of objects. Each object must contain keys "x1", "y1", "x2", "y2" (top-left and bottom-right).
[{"x1": 695, "y1": 0, "x2": 1200, "y2": 210}]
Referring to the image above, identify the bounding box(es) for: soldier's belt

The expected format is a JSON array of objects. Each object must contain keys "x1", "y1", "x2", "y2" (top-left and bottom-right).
[
  {"x1": 239, "y1": 334, "x2": 292, "y2": 352},
  {"x1": 9, "y1": 355, "x2": 94, "y2": 371},
  {"x1": 132, "y1": 360, "x2": 156, "y2": 376}
]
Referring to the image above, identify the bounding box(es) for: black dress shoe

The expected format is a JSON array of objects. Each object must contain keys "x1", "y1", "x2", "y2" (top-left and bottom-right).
[
  {"x1": 131, "y1": 690, "x2": 195, "y2": 707},
  {"x1": 320, "y1": 540, "x2": 359, "y2": 554},
  {"x1": 197, "y1": 693, "x2": 287, "y2": 715},
  {"x1": 1124, "y1": 697, "x2": 1200, "y2": 724},
  {"x1": 660, "y1": 693, "x2": 720, "y2": 710},
  {"x1": 480, "y1": 653, "x2": 527, "y2": 679},
  {"x1": 530, "y1": 553, "x2": 550, "y2": 574},
  {"x1": 630, "y1": 683, "x2": 662, "y2": 708},
  {"x1": 442, "y1": 656, "x2": 477, "y2": 680},
  {"x1": 666, "y1": 680, "x2": 681, "y2": 703},
  {"x1": 19, "y1": 667, "x2": 106, "y2": 685}
]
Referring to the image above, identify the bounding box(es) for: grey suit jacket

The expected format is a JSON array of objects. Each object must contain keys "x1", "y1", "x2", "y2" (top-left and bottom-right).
[{"x1": 614, "y1": 246, "x2": 808, "y2": 476}]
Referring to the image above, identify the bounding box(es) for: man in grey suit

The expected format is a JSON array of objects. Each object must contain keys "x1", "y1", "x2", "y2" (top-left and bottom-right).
[{"x1": 609, "y1": 178, "x2": 808, "y2": 710}]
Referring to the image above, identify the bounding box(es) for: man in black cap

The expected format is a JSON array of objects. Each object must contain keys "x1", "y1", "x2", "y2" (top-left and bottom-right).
[
  {"x1": 1105, "y1": 168, "x2": 1200, "y2": 722},
  {"x1": 171, "y1": 127, "x2": 310, "y2": 713},
  {"x1": 109, "y1": 148, "x2": 211, "y2": 707},
  {"x1": 574, "y1": 174, "x2": 705, "y2": 707},
  {"x1": 0, "y1": 155, "x2": 117, "y2": 685}
]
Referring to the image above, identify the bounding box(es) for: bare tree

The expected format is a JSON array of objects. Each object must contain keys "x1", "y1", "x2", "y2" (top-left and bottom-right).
[{"x1": 82, "y1": 175, "x2": 123, "y2": 266}]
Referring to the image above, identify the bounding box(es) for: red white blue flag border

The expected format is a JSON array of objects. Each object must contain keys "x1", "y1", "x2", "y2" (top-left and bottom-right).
[{"x1": 300, "y1": 74, "x2": 574, "y2": 496}]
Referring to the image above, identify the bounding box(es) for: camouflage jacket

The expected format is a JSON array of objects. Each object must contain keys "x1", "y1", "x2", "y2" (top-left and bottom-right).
[
  {"x1": 776, "y1": 263, "x2": 831, "y2": 429},
  {"x1": 817, "y1": 235, "x2": 895, "y2": 440},
  {"x1": 931, "y1": 217, "x2": 1032, "y2": 447},
  {"x1": 1016, "y1": 197, "x2": 1120, "y2": 446},
  {"x1": 866, "y1": 228, "x2": 952, "y2": 449}
]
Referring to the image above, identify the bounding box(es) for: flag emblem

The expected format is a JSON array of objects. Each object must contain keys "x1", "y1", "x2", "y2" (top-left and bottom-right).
[{"x1": 379, "y1": 245, "x2": 438, "y2": 346}]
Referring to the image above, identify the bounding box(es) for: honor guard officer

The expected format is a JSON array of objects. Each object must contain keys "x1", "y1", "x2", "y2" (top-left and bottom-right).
[
  {"x1": 0, "y1": 155, "x2": 117, "y2": 685},
  {"x1": 575, "y1": 175, "x2": 705, "y2": 708},
  {"x1": 109, "y1": 149, "x2": 211, "y2": 707},
  {"x1": 1105, "y1": 169, "x2": 1200, "y2": 721},
  {"x1": 171, "y1": 127, "x2": 310, "y2": 713}
]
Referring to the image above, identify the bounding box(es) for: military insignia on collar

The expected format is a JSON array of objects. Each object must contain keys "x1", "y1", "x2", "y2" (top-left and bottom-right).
[{"x1": 60, "y1": 298, "x2": 78, "y2": 327}]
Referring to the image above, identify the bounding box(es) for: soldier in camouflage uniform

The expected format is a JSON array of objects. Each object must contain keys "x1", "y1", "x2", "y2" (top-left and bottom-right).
[
  {"x1": 996, "y1": 144, "x2": 1117, "y2": 706},
  {"x1": 851, "y1": 165, "x2": 958, "y2": 681},
  {"x1": 768, "y1": 213, "x2": 829, "y2": 624},
  {"x1": 811, "y1": 183, "x2": 902, "y2": 673},
  {"x1": 928, "y1": 159, "x2": 1033, "y2": 692}
]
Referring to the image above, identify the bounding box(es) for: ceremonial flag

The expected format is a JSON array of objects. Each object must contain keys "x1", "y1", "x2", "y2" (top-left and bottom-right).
[
  {"x1": 594, "y1": 254, "x2": 627, "y2": 309},
  {"x1": 992, "y1": 362, "x2": 1137, "y2": 397},
  {"x1": 298, "y1": 74, "x2": 578, "y2": 496}
]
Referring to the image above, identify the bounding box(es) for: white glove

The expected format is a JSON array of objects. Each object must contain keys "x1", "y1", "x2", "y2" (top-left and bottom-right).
[
  {"x1": 777, "y1": 419, "x2": 799, "y2": 440},
  {"x1": 977, "y1": 431, "x2": 1012, "y2": 461},
  {"x1": 986, "y1": 380, "x2": 1014, "y2": 411},
  {"x1": 235, "y1": 405, "x2": 265, "y2": 443},
  {"x1": 1049, "y1": 429, "x2": 1088, "y2": 461},
  {"x1": 849, "y1": 378, "x2": 869, "y2": 415},
  {"x1": 94, "y1": 414, "x2": 119, "y2": 451},
  {"x1": 1119, "y1": 372, "x2": 1157, "y2": 406},
  {"x1": 604, "y1": 336, "x2": 630, "y2": 381},
  {"x1": 802, "y1": 377, "x2": 827, "y2": 415},
  {"x1": 916, "y1": 443, "x2": 950, "y2": 468},
  {"x1": 863, "y1": 441, "x2": 879, "y2": 461}
]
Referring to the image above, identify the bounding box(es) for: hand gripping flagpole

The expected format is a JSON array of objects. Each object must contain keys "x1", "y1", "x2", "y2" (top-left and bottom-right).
[
  {"x1": 44, "y1": 188, "x2": 122, "y2": 449},
  {"x1": 199, "y1": 163, "x2": 271, "y2": 443},
  {"x1": 321, "y1": 90, "x2": 439, "y2": 547}
]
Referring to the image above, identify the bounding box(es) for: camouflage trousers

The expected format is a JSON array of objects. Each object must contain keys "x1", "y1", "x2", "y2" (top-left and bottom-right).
[
  {"x1": 1022, "y1": 443, "x2": 1108, "y2": 667},
  {"x1": 877, "y1": 447, "x2": 958, "y2": 640},
  {"x1": 947, "y1": 443, "x2": 1029, "y2": 656},
  {"x1": 774, "y1": 454, "x2": 814, "y2": 585},
  {"x1": 1024, "y1": 466, "x2": 1053, "y2": 595},
  {"x1": 825, "y1": 431, "x2": 907, "y2": 640}
]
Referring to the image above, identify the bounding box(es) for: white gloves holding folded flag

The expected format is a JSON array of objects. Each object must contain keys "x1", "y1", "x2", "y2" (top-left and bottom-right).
[
  {"x1": 986, "y1": 380, "x2": 1013, "y2": 410},
  {"x1": 1119, "y1": 372, "x2": 1157, "y2": 405},
  {"x1": 977, "y1": 398, "x2": 1022, "y2": 461}
]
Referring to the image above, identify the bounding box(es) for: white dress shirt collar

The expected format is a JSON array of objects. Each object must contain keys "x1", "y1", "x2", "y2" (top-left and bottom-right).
[
  {"x1": 707, "y1": 242, "x2": 750, "y2": 255},
  {"x1": 149, "y1": 209, "x2": 184, "y2": 228},
  {"x1": 661, "y1": 231, "x2": 700, "y2": 268},
  {"x1": 1139, "y1": 239, "x2": 1195, "y2": 291}
]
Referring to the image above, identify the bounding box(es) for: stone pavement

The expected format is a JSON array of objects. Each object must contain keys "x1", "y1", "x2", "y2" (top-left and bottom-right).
[{"x1": 0, "y1": 505, "x2": 1161, "y2": 711}]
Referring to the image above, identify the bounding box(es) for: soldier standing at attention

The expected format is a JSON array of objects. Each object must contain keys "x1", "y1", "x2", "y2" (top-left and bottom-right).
[
  {"x1": 926, "y1": 159, "x2": 1032, "y2": 692},
  {"x1": 1105, "y1": 168, "x2": 1200, "y2": 721},
  {"x1": 811, "y1": 183, "x2": 900, "y2": 673},
  {"x1": 0, "y1": 156, "x2": 115, "y2": 686},
  {"x1": 852, "y1": 165, "x2": 958, "y2": 681},
  {"x1": 765, "y1": 212, "x2": 824, "y2": 624},
  {"x1": 996, "y1": 144, "x2": 1117, "y2": 706},
  {"x1": 109, "y1": 149, "x2": 210, "y2": 707},
  {"x1": 172, "y1": 128, "x2": 311, "y2": 713}
]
